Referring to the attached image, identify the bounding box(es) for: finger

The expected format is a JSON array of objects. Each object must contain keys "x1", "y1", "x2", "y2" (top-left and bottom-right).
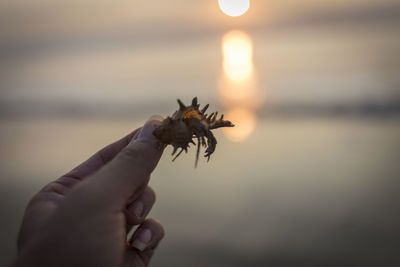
[
  {"x1": 75, "y1": 115, "x2": 164, "y2": 206},
  {"x1": 125, "y1": 218, "x2": 165, "y2": 266},
  {"x1": 63, "y1": 128, "x2": 142, "y2": 181},
  {"x1": 39, "y1": 128, "x2": 143, "y2": 198},
  {"x1": 126, "y1": 186, "x2": 156, "y2": 226},
  {"x1": 130, "y1": 218, "x2": 165, "y2": 251}
]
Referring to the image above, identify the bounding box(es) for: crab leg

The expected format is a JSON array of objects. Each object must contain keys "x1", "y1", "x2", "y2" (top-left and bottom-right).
[
  {"x1": 201, "y1": 136, "x2": 206, "y2": 147},
  {"x1": 172, "y1": 148, "x2": 185, "y2": 162},
  {"x1": 171, "y1": 146, "x2": 178, "y2": 156},
  {"x1": 195, "y1": 137, "x2": 201, "y2": 168}
]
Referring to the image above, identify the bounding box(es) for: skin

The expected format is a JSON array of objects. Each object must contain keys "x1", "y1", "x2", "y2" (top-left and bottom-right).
[{"x1": 15, "y1": 116, "x2": 166, "y2": 267}]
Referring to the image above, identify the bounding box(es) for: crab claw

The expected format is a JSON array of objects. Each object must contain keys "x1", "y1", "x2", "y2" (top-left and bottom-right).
[{"x1": 205, "y1": 146, "x2": 215, "y2": 158}]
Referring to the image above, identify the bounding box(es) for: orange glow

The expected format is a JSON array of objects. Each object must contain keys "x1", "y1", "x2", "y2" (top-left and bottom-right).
[
  {"x1": 219, "y1": 30, "x2": 262, "y2": 142},
  {"x1": 223, "y1": 107, "x2": 256, "y2": 142},
  {"x1": 218, "y1": 72, "x2": 262, "y2": 110},
  {"x1": 219, "y1": 30, "x2": 263, "y2": 109},
  {"x1": 183, "y1": 110, "x2": 203, "y2": 120},
  {"x1": 222, "y1": 30, "x2": 253, "y2": 82}
]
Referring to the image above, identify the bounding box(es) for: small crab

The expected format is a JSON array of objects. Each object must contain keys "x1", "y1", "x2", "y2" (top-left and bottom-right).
[{"x1": 153, "y1": 97, "x2": 234, "y2": 167}]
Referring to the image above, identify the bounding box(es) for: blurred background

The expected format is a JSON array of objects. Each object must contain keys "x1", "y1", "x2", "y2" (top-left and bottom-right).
[{"x1": 1, "y1": 0, "x2": 400, "y2": 266}]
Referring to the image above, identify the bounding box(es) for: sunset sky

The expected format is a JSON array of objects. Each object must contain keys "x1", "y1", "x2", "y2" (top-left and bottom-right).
[{"x1": 1, "y1": 0, "x2": 399, "y2": 111}]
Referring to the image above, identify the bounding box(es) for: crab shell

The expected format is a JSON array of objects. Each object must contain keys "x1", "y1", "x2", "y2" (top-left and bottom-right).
[
  {"x1": 153, "y1": 97, "x2": 234, "y2": 167},
  {"x1": 153, "y1": 117, "x2": 192, "y2": 148}
]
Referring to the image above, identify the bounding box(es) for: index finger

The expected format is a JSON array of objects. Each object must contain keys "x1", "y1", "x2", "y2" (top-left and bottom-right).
[
  {"x1": 71, "y1": 116, "x2": 165, "y2": 206},
  {"x1": 65, "y1": 128, "x2": 142, "y2": 180},
  {"x1": 41, "y1": 127, "x2": 142, "y2": 196}
]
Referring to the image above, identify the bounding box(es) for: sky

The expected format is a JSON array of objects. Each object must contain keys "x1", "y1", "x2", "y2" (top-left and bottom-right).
[{"x1": 1, "y1": 0, "x2": 399, "y2": 117}]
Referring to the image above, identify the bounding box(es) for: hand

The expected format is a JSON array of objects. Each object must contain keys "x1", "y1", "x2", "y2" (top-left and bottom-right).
[{"x1": 15, "y1": 116, "x2": 165, "y2": 267}]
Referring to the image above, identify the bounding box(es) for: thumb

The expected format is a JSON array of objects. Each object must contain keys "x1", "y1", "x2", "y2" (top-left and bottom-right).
[{"x1": 74, "y1": 116, "x2": 164, "y2": 207}]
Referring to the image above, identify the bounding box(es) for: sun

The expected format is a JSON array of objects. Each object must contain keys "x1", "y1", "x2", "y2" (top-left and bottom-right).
[{"x1": 218, "y1": 0, "x2": 250, "y2": 17}]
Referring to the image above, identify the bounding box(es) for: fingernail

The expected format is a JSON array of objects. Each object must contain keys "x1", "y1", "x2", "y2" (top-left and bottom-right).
[
  {"x1": 131, "y1": 228, "x2": 152, "y2": 251},
  {"x1": 129, "y1": 200, "x2": 144, "y2": 218},
  {"x1": 137, "y1": 116, "x2": 163, "y2": 144}
]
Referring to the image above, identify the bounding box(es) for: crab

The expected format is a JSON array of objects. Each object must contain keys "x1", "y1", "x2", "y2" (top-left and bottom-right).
[{"x1": 152, "y1": 97, "x2": 234, "y2": 167}]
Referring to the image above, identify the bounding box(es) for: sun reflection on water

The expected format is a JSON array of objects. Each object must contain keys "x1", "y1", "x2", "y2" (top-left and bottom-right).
[
  {"x1": 219, "y1": 30, "x2": 262, "y2": 142},
  {"x1": 222, "y1": 30, "x2": 253, "y2": 82},
  {"x1": 223, "y1": 107, "x2": 256, "y2": 142}
]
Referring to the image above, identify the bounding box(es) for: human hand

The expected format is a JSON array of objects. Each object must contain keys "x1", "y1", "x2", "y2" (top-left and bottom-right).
[{"x1": 15, "y1": 116, "x2": 165, "y2": 267}]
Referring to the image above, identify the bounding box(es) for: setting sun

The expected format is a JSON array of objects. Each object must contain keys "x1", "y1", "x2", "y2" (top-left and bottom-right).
[{"x1": 218, "y1": 0, "x2": 250, "y2": 17}]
